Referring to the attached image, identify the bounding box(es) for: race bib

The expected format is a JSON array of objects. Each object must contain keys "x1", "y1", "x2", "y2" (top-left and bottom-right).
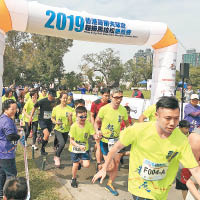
[
  {"x1": 43, "y1": 111, "x2": 52, "y2": 119},
  {"x1": 140, "y1": 159, "x2": 168, "y2": 181},
  {"x1": 72, "y1": 143, "x2": 86, "y2": 153},
  {"x1": 108, "y1": 138, "x2": 118, "y2": 152}
]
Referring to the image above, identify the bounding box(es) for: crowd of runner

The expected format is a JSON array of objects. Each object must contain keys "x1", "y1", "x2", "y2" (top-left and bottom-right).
[{"x1": 1, "y1": 85, "x2": 200, "y2": 200}]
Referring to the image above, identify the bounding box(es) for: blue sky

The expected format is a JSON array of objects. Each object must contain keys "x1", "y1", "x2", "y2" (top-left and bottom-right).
[{"x1": 29, "y1": 0, "x2": 200, "y2": 72}]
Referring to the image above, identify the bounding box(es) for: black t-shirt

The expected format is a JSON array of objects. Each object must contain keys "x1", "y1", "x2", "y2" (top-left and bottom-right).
[{"x1": 34, "y1": 98, "x2": 56, "y2": 120}]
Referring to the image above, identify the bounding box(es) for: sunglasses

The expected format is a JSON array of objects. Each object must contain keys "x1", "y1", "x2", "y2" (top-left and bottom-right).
[
  {"x1": 79, "y1": 115, "x2": 87, "y2": 119},
  {"x1": 112, "y1": 96, "x2": 123, "y2": 100}
]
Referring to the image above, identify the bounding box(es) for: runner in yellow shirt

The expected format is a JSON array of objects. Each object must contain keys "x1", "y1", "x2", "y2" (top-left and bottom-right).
[
  {"x1": 2, "y1": 88, "x2": 16, "y2": 103},
  {"x1": 94, "y1": 88, "x2": 129, "y2": 196},
  {"x1": 51, "y1": 93, "x2": 73, "y2": 167},
  {"x1": 138, "y1": 104, "x2": 156, "y2": 122},
  {"x1": 69, "y1": 106, "x2": 98, "y2": 188},
  {"x1": 38, "y1": 88, "x2": 48, "y2": 101},
  {"x1": 93, "y1": 96, "x2": 200, "y2": 200},
  {"x1": 23, "y1": 90, "x2": 39, "y2": 150}
]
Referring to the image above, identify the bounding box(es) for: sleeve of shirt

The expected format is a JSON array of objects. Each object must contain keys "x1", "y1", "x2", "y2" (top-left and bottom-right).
[
  {"x1": 52, "y1": 107, "x2": 56, "y2": 118},
  {"x1": 24, "y1": 101, "x2": 28, "y2": 110},
  {"x1": 179, "y1": 140, "x2": 199, "y2": 169},
  {"x1": 184, "y1": 104, "x2": 193, "y2": 116},
  {"x1": 89, "y1": 123, "x2": 95, "y2": 135},
  {"x1": 123, "y1": 107, "x2": 128, "y2": 121},
  {"x1": 90, "y1": 102, "x2": 96, "y2": 113},
  {"x1": 97, "y1": 106, "x2": 104, "y2": 119},
  {"x1": 3, "y1": 120, "x2": 16, "y2": 136},
  {"x1": 69, "y1": 125, "x2": 75, "y2": 138},
  {"x1": 119, "y1": 125, "x2": 137, "y2": 147},
  {"x1": 34, "y1": 99, "x2": 42, "y2": 108},
  {"x1": 143, "y1": 105, "x2": 153, "y2": 118}
]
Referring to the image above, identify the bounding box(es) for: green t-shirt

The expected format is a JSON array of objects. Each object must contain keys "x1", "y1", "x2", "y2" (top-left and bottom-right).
[
  {"x1": 38, "y1": 93, "x2": 48, "y2": 101},
  {"x1": 52, "y1": 105, "x2": 73, "y2": 133},
  {"x1": 24, "y1": 92, "x2": 31, "y2": 103},
  {"x1": 2, "y1": 95, "x2": 16, "y2": 103},
  {"x1": 69, "y1": 121, "x2": 95, "y2": 152},
  {"x1": 98, "y1": 103, "x2": 128, "y2": 143},
  {"x1": 143, "y1": 104, "x2": 156, "y2": 121},
  {"x1": 119, "y1": 121, "x2": 198, "y2": 200},
  {"x1": 24, "y1": 99, "x2": 38, "y2": 122}
]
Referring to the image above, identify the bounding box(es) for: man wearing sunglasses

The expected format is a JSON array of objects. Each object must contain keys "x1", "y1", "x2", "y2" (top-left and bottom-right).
[{"x1": 94, "y1": 88, "x2": 129, "y2": 196}]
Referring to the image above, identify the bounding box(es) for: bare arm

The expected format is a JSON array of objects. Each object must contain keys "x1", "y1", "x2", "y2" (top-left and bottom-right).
[
  {"x1": 94, "y1": 116, "x2": 102, "y2": 138},
  {"x1": 90, "y1": 112, "x2": 95, "y2": 125},
  {"x1": 124, "y1": 120, "x2": 129, "y2": 127},
  {"x1": 189, "y1": 166, "x2": 200, "y2": 189},
  {"x1": 186, "y1": 178, "x2": 200, "y2": 200},
  {"x1": 92, "y1": 140, "x2": 125, "y2": 183},
  {"x1": 138, "y1": 114, "x2": 147, "y2": 122}
]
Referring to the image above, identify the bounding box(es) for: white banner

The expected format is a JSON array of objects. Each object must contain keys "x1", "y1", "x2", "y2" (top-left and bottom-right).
[{"x1": 73, "y1": 94, "x2": 150, "y2": 119}]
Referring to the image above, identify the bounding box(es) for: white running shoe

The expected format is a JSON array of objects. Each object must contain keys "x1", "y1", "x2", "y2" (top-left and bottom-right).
[{"x1": 32, "y1": 145, "x2": 38, "y2": 150}]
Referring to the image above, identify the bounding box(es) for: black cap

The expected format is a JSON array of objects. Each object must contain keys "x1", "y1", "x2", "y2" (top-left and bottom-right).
[{"x1": 48, "y1": 89, "x2": 56, "y2": 97}]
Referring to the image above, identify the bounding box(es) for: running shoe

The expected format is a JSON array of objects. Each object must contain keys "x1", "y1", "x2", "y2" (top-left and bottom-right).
[
  {"x1": 54, "y1": 156, "x2": 60, "y2": 168},
  {"x1": 32, "y1": 145, "x2": 38, "y2": 150},
  {"x1": 105, "y1": 184, "x2": 119, "y2": 196},
  {"x1": 41, "y1": 149, "x2": 48, "y2": 156},
  {"x1": 71, "y1": 178, "x2": 78, "y2": 188}
]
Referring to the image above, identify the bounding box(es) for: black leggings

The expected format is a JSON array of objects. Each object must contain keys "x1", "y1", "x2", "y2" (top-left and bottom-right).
[
  {"x1": 54, "y1": 130, "x2": 68, "y2": 157},
  {"x1": 25, "y1": 121, "x2": 38, "y2": 144}
]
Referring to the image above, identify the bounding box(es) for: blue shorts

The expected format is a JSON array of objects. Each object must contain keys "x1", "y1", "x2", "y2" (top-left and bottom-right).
[
  {"x1": 70, "y1": 151, "x2": 90, "y2": 163},
  {"x1": 100, "y1": 141, "x2": 109, "y2": 156},
  {"x1": 100, "y1": 141, "x2": 128, "y2": 156}
]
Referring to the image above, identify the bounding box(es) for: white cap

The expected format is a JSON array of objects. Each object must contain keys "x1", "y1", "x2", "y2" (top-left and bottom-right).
[{"x1": 191, "y1": 94, "x2": 199, "y2": 100}]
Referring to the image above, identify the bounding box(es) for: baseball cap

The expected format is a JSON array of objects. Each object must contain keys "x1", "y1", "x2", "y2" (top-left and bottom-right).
[
  {"x1": 48, "y1": 89, "x2": 56, "y2": 97},
  {"x1": 191, "y1": 94, "x2": 199, "y2": 100}
]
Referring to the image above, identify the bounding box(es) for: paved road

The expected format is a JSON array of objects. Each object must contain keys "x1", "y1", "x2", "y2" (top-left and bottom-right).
[{"x1": 30, "y1": 135, "x2": 183, "y2": 200}]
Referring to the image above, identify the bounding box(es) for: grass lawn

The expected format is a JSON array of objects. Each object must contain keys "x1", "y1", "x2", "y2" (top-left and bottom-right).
[{"x1": 16, "y1": 145, "x2": 62, "y2": 200}]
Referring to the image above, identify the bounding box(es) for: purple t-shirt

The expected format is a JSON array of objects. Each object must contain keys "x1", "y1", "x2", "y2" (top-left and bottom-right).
[
  {"x1": 184, "y1": 103, "x2": 200, "y2": 132},
  {"x1": 0, "y1": 114, "x2": 18, "y2": 159}
]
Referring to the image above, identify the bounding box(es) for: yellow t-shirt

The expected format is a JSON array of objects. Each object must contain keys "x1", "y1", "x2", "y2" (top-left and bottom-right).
[
  {"x1": 38, "y1": 93, "x2": 48, "y2": 101},
  {"x1": 98, "y1": 104, "x2": 128, "y2": 143},
  {"x1": 69, "y1": 121, "x2": 95, "y2": 152},
  {"x1": 2, "y1": 95, "x2": 16, "y2": 103},
  {"x1": 56, "y1": 91, "x2": 62, "y2": 98},
  {"x1": 119, "y1": 122, "x2": 198, "y2": 200},
  {"x1": 24, "y1": 99, "x2": 38, "y2": 122},
  {"x1": 24, "y1": 92, "x2": 31, "y2": 102},
  {"x1": 52, "y1": 105, "x2": 73, "y2": 133},
  {"x1": 143, "y1": 104, "x2": 156, "y2": 121}
]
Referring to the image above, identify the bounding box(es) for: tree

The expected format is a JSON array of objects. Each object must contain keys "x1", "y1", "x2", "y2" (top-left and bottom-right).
[
  {"x1": 80, "y1": 48, "x2": 124, "y2": 87},
  {"x1": 3, "y1": 31, "x2": 73, "y2": 86},
  {"x1": 123, "y1": 59, "x2": 142, "y2": 86},
  {"x1": 62, "y1": 71, "x2": 84, "y2": 91}
]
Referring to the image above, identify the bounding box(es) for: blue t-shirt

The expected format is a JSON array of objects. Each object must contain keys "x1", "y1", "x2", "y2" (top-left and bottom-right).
[
  {"x1": 79, "y1": 88, "x2": 86, "y2": 94},
  {"x1": 184, "y1": 103, "x2": 200, "y2": 132},
  {"x1": 0, "y1": 114, "x2": 18, "y2": 159}
]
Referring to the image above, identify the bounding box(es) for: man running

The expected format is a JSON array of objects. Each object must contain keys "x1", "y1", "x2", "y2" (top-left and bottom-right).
[
  {"x1": 29, "y1": 88, "x2": 56, "y2": 155},
  {"x1": 90, "y1": 88, "x2": 110, "y2": 171},
  {"x1": 94, "y1": 88, "x2": 129, "y2": 196},
  {"x1": 93, "y1": 96, "x2": 200, "y2": 200}
]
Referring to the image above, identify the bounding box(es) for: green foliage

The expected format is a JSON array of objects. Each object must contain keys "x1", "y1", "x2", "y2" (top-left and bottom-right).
[
  {"x1": 62, "y1": 71, "x2": 84, "y2": 90},
  {"x1": 80, "y1": 48, "x2": 124, "y2": 87},
  {"x1": 3, "y1": 31, "x2": 73, "y2": 86}
]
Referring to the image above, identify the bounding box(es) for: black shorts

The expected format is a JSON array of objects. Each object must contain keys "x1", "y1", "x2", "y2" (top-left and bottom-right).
[
  {"x1": 175, "y1": 178, "x2": 188, "y2": 190},
  {"x1": 38, "y1": 119, "x2": 52, "y2": 133}
]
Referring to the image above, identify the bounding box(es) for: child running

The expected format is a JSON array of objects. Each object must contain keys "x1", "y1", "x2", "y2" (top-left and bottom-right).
[{"x1": 69, "y1": 106, "x2": 98, "y2": 188}]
